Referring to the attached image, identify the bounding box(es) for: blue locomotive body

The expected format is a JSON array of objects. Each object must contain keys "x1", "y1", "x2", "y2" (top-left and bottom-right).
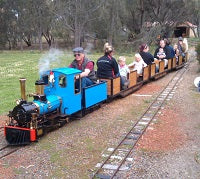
[
  {"x1": 43, "y1": 67, "x2": 83, "y2": 115},
  {"x1": 42, "y1": 67, "x2": 107, "y2": 115},
  {"x1": 5, "y1": 67, "x2": 107, "y2": 145}
]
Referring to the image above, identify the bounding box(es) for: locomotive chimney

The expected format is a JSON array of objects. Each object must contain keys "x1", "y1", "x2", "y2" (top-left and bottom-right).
[
  {"x1": 19, "y1": 78, "x2": 26, "y2": 100},
  {"x1": 35, "y1": 80, "x2": 45, "y2": 95}
]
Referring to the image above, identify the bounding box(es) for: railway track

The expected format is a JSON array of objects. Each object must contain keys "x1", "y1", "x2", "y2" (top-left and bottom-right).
[
  {"x1": 0, "y1": 128, "x2": 21, "y2": 160},
  {"x1": 92, "y1": 63, "x2": 189, "y2": 179},
  {"x1": 0, "y1": 145, "x2": 21, "y2": 160},
  {"x1": 0, "y1": 128, "x2": 4, "y2": 133}
]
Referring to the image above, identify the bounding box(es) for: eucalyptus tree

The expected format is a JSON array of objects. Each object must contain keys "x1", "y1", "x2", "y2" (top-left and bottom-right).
[
  {"x1": 10, "y1": 0, "x2": 34, "y2": 49},
  {"x1": 0, "y1": 0, "x2": 10, "y2": 49},
  {"x1": 120, "y1": 0, "x2": 193, "y2": 44},
  {"x1": 143, "y1": 0, "x2": 190, "y2": 38},
  {"x1": 0, "y1": 0, "x2": 18, "y2": 49},
  {"x1": 52, "y1": 0, "x2": 105, "y2": 47}
]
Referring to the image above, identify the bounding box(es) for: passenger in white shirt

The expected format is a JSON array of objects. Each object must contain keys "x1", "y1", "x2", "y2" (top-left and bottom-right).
[
  {"x1": 118, "y1": 56, "x2": 130, "y2": 79},
  {"x1": 118, "y1": 56, "x2": 130, "y2": 89},
  {"x1": 128, "y1": 53, "x2": 147, "y2": 75}
]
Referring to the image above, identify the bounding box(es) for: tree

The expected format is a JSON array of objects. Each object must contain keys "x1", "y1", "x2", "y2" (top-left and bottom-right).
[
  {"x1": 53, "y1": 0, "x2": 104, "y2": 47},
  {"x1": 144, "y1": 0, "x2": 190, "y2": 37},
  {"x1": 0, "y1": 0, "x2": 18, "y2": 49}
]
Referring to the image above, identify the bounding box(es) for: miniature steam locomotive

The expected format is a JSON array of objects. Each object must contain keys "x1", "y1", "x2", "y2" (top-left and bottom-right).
[
  {"x1": 4, "y1": 55, "x2": 187, "y2": 145},
  {"x1": 4, "y1": 68, "x2": 107, "y2": 145}
]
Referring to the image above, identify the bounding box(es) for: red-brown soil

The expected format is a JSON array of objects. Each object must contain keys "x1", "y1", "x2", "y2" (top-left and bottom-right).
[
  {"x1": 135, "y1": 83, "x2": 162, "y2": 95},
  {"x1": 136, "y1": 107, "x2": 188, "y2": 152}
]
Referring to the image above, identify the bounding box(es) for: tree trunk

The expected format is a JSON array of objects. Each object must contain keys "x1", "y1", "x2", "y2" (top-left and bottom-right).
[
  {"x1": 20, "y1": 37, "x2": 23, "y2": 51},
  {"x1": 43, "y1": 32, "x2": 54, "y2": 48},
  {"x1": 8, "y1": 39, "x2": 11, "y2": 50},
  {"x1": 74, "y1": 1, "x2": 81, "y2": 47},
  {"x1": 198, "y1": 20, "x2": 200, "y2": 38},
  {"x1": 108, "y1": 7, "x2": 115, "y2": 45},
  {"x1": 139, "y1": 0, "x2": 144, "y2": 30},
  {"x1": 38, "y1": 28, "x2": 43, "y2": 51},
  {"x1": 12, "y1": 38, "x2": 17, "y2": 49},
  {"x1": 74, "y1": 28, "x2": 81, "y2": 47}
]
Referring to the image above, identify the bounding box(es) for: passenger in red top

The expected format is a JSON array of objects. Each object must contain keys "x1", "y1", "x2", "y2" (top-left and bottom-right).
[{"x1": 69, "y1": 47, "x2": 96, "y2": 89}]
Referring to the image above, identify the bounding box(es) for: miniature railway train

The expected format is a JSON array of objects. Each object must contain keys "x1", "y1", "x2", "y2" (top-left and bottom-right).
[{"x1": 4, "y1": 55, "x2": 187, "y2": 145}]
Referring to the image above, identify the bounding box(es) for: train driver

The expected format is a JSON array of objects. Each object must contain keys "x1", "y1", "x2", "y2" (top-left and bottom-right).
[{"x1": 69, "y1": 47, "x2": 96, "y2": 89}]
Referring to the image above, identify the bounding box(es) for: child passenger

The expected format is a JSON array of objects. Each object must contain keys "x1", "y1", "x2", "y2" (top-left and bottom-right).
[
  {"x1": 156, "y1": 48, "x2": 166, "y2": 60},
  {"x1": 118, "y1": 56, "x2": 130, "y2": 89},
  {"x1": 128, "y1": 53, "x2": 147, "y2": 75},
  {"x1": 173, "y1": 44, "x2": 179, "y2": 62}
]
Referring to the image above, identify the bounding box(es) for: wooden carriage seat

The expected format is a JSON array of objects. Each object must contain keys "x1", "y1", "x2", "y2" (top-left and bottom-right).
[
  {"x1": 128, "y1": 70, "x2": 137, "y2": 87},
  {"x1": 150, "y1": 63, "x2": 156, "y2": 77},
  {"x1": 159, "y1": 60, "x2": 165, "y2": 73},
  {"x1": 172, "y1": 57, "x2": 176, "y2": 68},
  {"x1": 178, "y1": 56, "x2": 183, "y2": 66},
  {"x1": 167, "y1": 58, "x2": 172, "y2": 70},
  {"x1": 143, "y1": 65, "x2": 150, "y2": 81},
  {"x1": 185, "y1": 52, "x2": 188, "y2": 62},
  {"x1": 99, "y1": 76, "x2": 121, "y2": 96}
]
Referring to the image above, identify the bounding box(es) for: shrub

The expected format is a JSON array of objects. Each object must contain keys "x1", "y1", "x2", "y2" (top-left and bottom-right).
[{"x1": 196, "y1": 43, "x2": 200, "y2": 64}]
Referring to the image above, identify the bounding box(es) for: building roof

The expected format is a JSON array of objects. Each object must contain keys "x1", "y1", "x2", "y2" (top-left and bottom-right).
[{"x1": 177, "y1": 21, "x2": 197, "y2": 28}]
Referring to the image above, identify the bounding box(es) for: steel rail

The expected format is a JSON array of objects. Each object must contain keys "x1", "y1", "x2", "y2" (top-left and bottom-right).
[
  {"x1": 0, "y1": 148, "x2": 20, "y2": 160},
  {"x1": 93, "y1": 63, "x2": 189, "y2": 179},
  {"x1": 0, "y1": 145, "x2": 21, "y2": 160},
  {"x1": 110, "y1": 65, "x2": 188, "y2": 178}
]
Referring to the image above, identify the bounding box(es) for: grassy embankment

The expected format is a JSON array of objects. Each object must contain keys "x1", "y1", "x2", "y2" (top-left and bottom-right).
[{"x1": 0, "y1": 50, "x2": 134, "y2": 115}]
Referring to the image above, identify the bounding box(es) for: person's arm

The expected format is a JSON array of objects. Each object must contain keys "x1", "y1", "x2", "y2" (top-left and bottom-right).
[
  {"x1": 176, "y1": 49, "x2": 179, "y2": 55},
  {"x1": 112, "y1": 59, "x2": 119, "y2": 76},
  {"x1": 77, "y1": 61, "x2": 93, "y2": 79},
  {"x1": 154, "y1": 48, "x2": 159, "y2": 58},
  {"x1": 182, "y1": 43, "x2": 186, "y2": 52},
  {"x1": 128, "y1": 62, "x2": 135, "y2": 68},
  {"x1": 126, "y1": 66, "x2": 130, "y2": 73},
  {"x1": 148, "y1": 53, "x2": 154, "y2": 62},
  {"x1": 143, "y1": 61, "x2": 147, "y2": 67},
  {"x1": 164, "y1": 47, "x2": 171, "y2": 59},
  {"x1": 80, "y1": 69, "x2": 90, "y2": 78}
]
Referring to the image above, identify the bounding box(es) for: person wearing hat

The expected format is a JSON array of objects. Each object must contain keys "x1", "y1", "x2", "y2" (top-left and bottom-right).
[
  {"x1": 177, "y1": 37, "x2": 186, "y2": 57},
  {"x1": 69, "y1": 47, "x2": 96, "y2": 89},
  {"x1": 96, "y1": 43, "x2": 119, "y2": 78}
]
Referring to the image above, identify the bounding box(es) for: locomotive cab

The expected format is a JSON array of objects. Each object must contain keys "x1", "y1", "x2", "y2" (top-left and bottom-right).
[
  {"x1": 42, "y1": 68, "x2": 107, "y2": 114},
  {"x1": 42, "y1": 68, "x2": 82, "y2": 115}
]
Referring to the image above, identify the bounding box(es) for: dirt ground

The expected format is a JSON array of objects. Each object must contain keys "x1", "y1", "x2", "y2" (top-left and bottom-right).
[
  {"x1": 122, "y1": 49, "x2": 200, "y2": 178},
  {"x1": 0, "y1": 49, "x2": 200, "y2": 178}
]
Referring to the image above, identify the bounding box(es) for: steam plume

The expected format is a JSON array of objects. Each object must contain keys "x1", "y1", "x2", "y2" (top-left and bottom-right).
[
  {"x1": 84, "y1": 42, "x2": 94, "y2": 54},
  {"x1": 38, "y1": 48, "x2": 63, "y2": 75}
]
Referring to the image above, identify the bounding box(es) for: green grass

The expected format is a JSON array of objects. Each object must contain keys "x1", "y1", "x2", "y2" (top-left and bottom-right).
[
  {"x1": 0, "y1": 50, "x2": 135, "y2": 115},
  {"x1": 0, "y1": 51, "x2": 42, "y2": 114},
  {"x1": 188, "y1": 37, "x2": 200, "y2": 42}
]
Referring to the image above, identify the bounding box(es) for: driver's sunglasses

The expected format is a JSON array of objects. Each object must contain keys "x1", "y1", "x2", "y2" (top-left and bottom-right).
[{"x1": 74, "y1": 53, "x2": 81, "y2": 57}]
